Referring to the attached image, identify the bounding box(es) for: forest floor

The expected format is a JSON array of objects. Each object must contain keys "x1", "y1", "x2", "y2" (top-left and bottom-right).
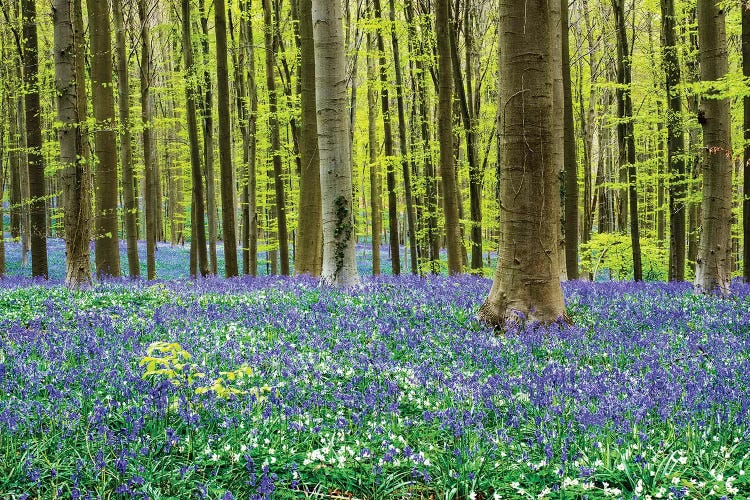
[{"x1": 0, "y1": 242, "x2": 749, "y2": 498}]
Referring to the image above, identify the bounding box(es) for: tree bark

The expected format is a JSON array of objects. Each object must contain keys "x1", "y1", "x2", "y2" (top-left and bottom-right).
[
  {"x1": 21, "y1": 0, "x2": 48, "y2": 278},
  {"x1": 479, "y1": 0, "x2": 565, "y2": 326},
  {"x1": 661, "y1": 0, "x2": 686, "y2": 282},
  {"x1": 743, "y1": 0, "x2": 750, "y2": 283},
  {"x1": 240, "y1": 0, "x2": 258, "y2": 276},
  {"x1": 113, "y1": 0, "x2": 140, "y2": 278},
  {"x1": 313, "y1": 0, "x2": 359, "y2": 286},
  {"x1": 695, "y1": 0, "x2": 733, "y2": 294},
  {"x1": 215, "y1": 0, "x2": 239, "y2": 277},
  {"x1": 182, "y1": 0, "x2": 209, "y2": 277},
  {"x1": 373, "y1": 0, "x2": 401, "y2": 275},
  {"x1": 611, "y1": 0, "x2": 642, "y2": 281},
  {"x1": 54, "y1": 0, "x2": 91, "y2": 288},
  {"x1": 367, "y1": 33, "x2": 382, "y2": 275},
  {"x1": 139, "y1": 0, "x2": 157, "y2": 280},
  {"x1": 435, "y1": 0, "x2": 462, "y2": 275},
  {"x1": 562, "y1": 0, "x2": 578, "y2": 279},
  {"x1": 295, "y1": 0, "x2": 323, "y2": 276},
  {"x1": 88, "y1": 0, "x2": 120, "y2": 278}
]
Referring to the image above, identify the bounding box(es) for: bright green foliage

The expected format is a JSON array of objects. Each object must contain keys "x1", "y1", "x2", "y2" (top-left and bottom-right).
[{"x1": 581, "y1": 233, "x2": 668, "y2": 281}]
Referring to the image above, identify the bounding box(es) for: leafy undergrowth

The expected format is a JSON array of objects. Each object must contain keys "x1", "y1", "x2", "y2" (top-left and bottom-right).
[{"x1": 0, "y1": 276, "x2": 749, "y2": 499}]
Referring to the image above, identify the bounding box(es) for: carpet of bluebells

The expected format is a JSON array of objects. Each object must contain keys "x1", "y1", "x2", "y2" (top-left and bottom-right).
[{"x1": 0, "y1": 242, "x2": 749, "y2": 499}]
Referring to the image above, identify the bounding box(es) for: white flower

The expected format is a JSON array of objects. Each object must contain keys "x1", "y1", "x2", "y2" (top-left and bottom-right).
[{"x1": 617, "y1": 463, "x2": 626, "y2": 471}]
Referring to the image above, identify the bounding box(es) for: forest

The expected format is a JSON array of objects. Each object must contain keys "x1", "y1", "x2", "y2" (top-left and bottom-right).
[{"x1": 0, "y1": 0, "x2": 749, "y2": 498}]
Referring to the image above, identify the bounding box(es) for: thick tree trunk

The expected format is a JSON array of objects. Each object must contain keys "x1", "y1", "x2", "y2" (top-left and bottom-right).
[
  {"x1": 54, "y1": 0, "x2": 91, "y2": 288},
  {"x1": 435, "y1": 0, "x2": 462, "y2": 275},
  {"x1": 695, "y1": 0, "x2": 733, "y2": 294},
  {"x1": 562, "y1": 0, "x2": 578, "y2": 280},
  {"x1": 21, "y1": 0, "x2": 48, "y2": 278},
  {"x1": 294, "y1": 0, "x2": 323, "y2": 276},
  {"x1": 88, "y1": 0, "x2": 120, "y2": 278},
  {"x1": 215, "y1": 0, "x2": 239, "y2": 277},
  {"x1": 114, "y1": 0, "x2": 140, "y2": 278},
  {"x1": 313, "y1": 0, "x2": 359, "y2": 286},
  {"x1": 611, "y1": 0, "x2": 642, "y2": 281},
  {"x1": 661, "y1": 0, "x2": 686, "y2": 282},
  {"x1": 182, "y1": 0, "x2": 209, "y2": 277},
  {"x1": 479, "y1": 0, "x2": 565, "y2": 326},
  {"x1": 367, "y1": 33, "x2": 382, "y2": 275}
]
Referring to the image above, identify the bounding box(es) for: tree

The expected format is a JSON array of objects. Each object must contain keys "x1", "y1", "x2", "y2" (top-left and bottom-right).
[
  {"x1": 367, "y1": 33, "x2": 382, "y2": 276},
  {"x1": 478, "y1": 0, "x2": 565, "y2": 326},
  {"x1": 743, "y1": 0, "x2": 750, "y2": 283},
  {"x1": 88, "y1": 0, "x2": 120, "y2": 278},
  {"x1": 139, "y1": 0, "x2": 157, "y2": 280},
  {"x1": 54, "y1": 0, "x2": 91, "y2": 288},
  {"x1": 182, "y1": 0, "x2": 209, "y2": 277},
  {"x1": 113, "y1": 0, "x2": 140, "y2": 278},
  {"x1": 262, "y1": 0, "x2": 289, "y2": 275},
  {"x1": 561, "y1": 0, "x2": 578, "y2": 280},
  {"x1": 661, "y1": 0, "x2": 686, "y2": 282},
  {"x1": 21, "y1": 0, "x2": 48, "y2": 278},
  {"x1": 695, "y1": 0, "x2": 733, "y2": 294},
  {"x1": 313, "y1": 0, "x2": 359, "y2": 286},
  {"x1": 611, "y1": 0, "x2": 641, "y2": 281},
  {"x1": 295, "y1": 0, "x2": 323, "y2": 276},
  {"x1": 435, "y1": 0, "x2": 462, "y2": 275}
]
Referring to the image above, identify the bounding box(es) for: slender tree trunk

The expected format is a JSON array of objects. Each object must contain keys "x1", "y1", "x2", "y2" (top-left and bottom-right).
[
  {"x1": 114, "y1": 0, "x2": 140, "y2": 278},
  {"x1": 182, "y1": 0, "x2": 209, "y2": 277},
  {"x1": 313, "y1": 0, "x2": 359, "y2": 286},
  {"x1": 240, "y1": 0, "x2": 258, "y2": 276},
  {"x1": 295, "y1": 0, "x2": 323, "y2": 275},
  {"x1": 139, "y1": 0, "x2": 157, "y2": 279},
  {"x1": 479, "y1": 0, "x2": 565, "y2": 326},
  {"x1": 54, "y1": 0, "x2": 91, "y2": 288},
  {"x1": 21, "y1": 0, "x2": 48, "y2": 277},
  {"x1": 367, "y1": 33, "x2": 382, "y2": 275},
  {"x1": 743, "y1": 0, "x2": 750, "y2": 283},
  {"x1": 0, "y1": 97, "x2": 4, "y2": 275},
  {"x1": 263, "y1": 0, "x2": 289, "y2": 275},
  {"x1": 661, "y1": 0, "x2": 686, "y2": 282},
  {"x1": 388, "y1": 0, "x2": 417, "y2": 274},
  {"x1": 695, "y1": 0, "x2": 732, "y2": 294},
  {"x1": 562, "y1": 0, "x2": 578, "y2": 279},
  {"x1": 372, "y1": 0, "x2": 401, "y2": 275},
  {"x1": 435, "y1": 0, "x2": 461, "y2": 275},
  {"x1": 611, "y1": 0, "x2": 642, "y2": 281},
  {"x1": 199, "y1": 0, "x2": 218, "y2": 274},
  {"x1": 88, "y1": 0, "x2": 120, "y2": 278},
  {"x1": 215, "y1": 0, "x2": 239, "y2": 277}
]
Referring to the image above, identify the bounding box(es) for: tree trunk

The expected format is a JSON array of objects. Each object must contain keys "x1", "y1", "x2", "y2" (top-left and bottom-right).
[
  {"x1": 54, "y1": 0, "x2": 91, "y2": 288},
  {"x1": 367, "y1": 33, "x2": 382, "y2": 275},
  {"x1": 562, "y1": 0, "x2": 578, "y2": 279},
  {"x1": 199, "y1": 0, "x2": 218, "y2": 275},
  {"x1": 182, "y1": 0, "x2": 209, "y2": 277},
  {"x1": 215, "y1": 0, "x2": 239, "y2": 277},
  {"x1": 240, "y1": 0, "x2": 258, "y2": 276},
  {"x1": 388, "y1": 0, "x2": 417, "y2": 274},
  {"x1": 21, "y1": 0, "x2": 48, "y2": 277},
  {"x1": 114, "y1": 0, "x2": 140, "y2": 278},
  {"x1": 313, "y1": 0, "x2": 359, "y2": 286},
  {"x1": 139, "y1": 0, "x2": 157, "y2": 280},
  {"x1": 373, "y1": 0, "x2": 401, "y2": 275},
  {"x1": 479, "y1": 0, "x2": 565, "y2": 326},
  {"x1": 611, "y1": 0, "x2": 642, "y2": 281},
  {"x1": 88, "y1": 0, "x2": 120, "y2": 278},
  {"x1": 435, "y1": 0, "x2": 461, "y2": 275},
  {"x1": 695, "y1": 0, "x2": 733, "y2": 295},
  {"x1": 295, "y1": 0, "x2": 323, "y2": 276},
  {"x1": 661, "y1": 0, "x2": 686, "y2": 282},
  {"x1": 743, "y1": 0, "x2": 750, "y2": 283}
]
